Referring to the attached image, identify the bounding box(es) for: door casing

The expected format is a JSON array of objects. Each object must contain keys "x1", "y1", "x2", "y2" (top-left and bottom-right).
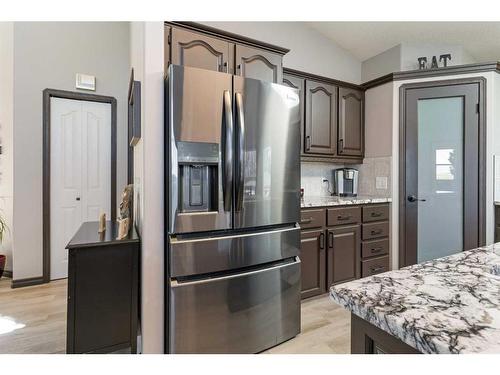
[
  {"x1": 398, "y1": 77, "x2": 486, "y2": 268},
  {"x1": 42, "y1": 89, "x2": 117, "y2": 284}
]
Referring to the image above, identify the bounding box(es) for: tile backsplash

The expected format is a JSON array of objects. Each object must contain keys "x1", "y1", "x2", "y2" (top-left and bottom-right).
[{"x1": 301, "y1": 156, "x2": 392, "y2": 198}]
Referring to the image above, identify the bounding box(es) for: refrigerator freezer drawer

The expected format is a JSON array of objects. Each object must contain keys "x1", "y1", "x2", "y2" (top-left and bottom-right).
[
  {"x1": 169, "y1": 257, "x2": 301, "y2": 353},
  {"x1": 169, "y1": 225, "x2": 300, "y2": 277}
]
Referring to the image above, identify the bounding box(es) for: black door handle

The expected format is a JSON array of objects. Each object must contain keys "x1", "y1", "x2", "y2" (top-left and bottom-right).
[
  {"x1": 76, "y1": 197, "x2": 81, "y2": 201},
  {"x1": 407, "y1": 195, "x2": 426, "y2": 203}
]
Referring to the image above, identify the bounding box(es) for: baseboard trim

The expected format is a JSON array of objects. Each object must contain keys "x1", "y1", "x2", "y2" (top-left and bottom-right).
[
  {"x1": 11, "y1": 276, "x2": 45, "y2": 288},
  {"x1": 2, "y1": 270, "x2": 13, "y2": 278}
]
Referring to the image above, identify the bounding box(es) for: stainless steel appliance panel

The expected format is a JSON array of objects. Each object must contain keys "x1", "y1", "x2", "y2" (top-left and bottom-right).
[
  {"x1": 170, "y1": 225, "x2": 300, "y2": 277},
  {"x1": 233, "y1": 76, "x2": 301, "y2": 229},
  {"x1": 169, "y1": 257, "x2": 301, "y2": 353},
  {"x1": 168, "y1": 65, "x2": 233, "y2": 233}
]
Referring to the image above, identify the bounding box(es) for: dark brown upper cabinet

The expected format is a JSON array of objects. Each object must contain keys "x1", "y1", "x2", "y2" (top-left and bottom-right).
[
  {"x1": 170, "y1": 27, "x2": 234, "y2": 74},
  {"x1": 305, "y1": 80, "x2": 337, "y2": 156},
  {"x1": 282, "y1": 73, "x2": 305, "y2": 154},
  {"x1": 300, "y1": 229, "x2": 326, "y2": 299},
  {"x1": 338, "y1": 87, "x2": 364, "y2": 157},
  {"x1": 327, "y1": 225, "x2": 360, "y2": 286},
  {"x1": 235, "y1": 45, "x2": 283, "y2": 83}
]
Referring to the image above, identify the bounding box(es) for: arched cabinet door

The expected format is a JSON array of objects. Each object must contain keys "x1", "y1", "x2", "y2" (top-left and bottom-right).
[
  {"x1": 304, "y1": 80, "x2": 337, "y2": 156},
  {"x1": 338, "y1": 87, "x2": 364, "y2": 157},
  {"x1": 283, "y1": 73, "x2": 305, "y2": 154},
  {"x1": 170, "y1": 28, "x2": 233, "y2": 73},
  {"x1": 235, "y1": 45, "x2": 283, "y2": 83}
]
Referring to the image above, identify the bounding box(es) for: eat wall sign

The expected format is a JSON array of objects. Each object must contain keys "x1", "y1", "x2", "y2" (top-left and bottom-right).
[{"x1": 417, "y1": 54, "x2": 452, "y2": 70}]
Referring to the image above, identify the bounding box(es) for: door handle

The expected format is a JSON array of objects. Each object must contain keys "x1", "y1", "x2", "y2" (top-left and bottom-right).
[
  {"x1": 328, "y1": 232, "x2": 334, "y2": 248},
  {"x1": 222, "y1": 90, "x2": 233, "y2": 212},
  {"x1": 306, "y1": 135, "x2": 311, "y2": 151},
  {"x1": 235, "y1": 92, "x2": 245, "y2": 212},
  {"x1": 338, "y1": 138, "x2": 344, "y2": 153},
  {"x1": 407, "y1": 195, "x2": 426, "y2": 203},
  {"x1": 75, "y1": 197, "x2": 81, "y2": 201},
  {"x1": 319, "y1": 232, "x2": 325, "y2": 250}
]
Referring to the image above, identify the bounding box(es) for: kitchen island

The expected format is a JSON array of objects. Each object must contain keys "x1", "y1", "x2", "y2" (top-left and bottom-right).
[{"x1": 330, "y1": 244, "x2": 500, "y2": 354}]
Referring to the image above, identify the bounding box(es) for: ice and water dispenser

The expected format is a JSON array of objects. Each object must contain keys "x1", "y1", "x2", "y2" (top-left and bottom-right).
[{"x1": 177, "y1": 141, "x2": 219, "y2": 213}]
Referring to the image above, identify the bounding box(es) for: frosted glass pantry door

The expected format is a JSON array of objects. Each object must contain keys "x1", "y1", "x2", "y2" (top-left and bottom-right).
[{"x1": 417, "y1": 97, "x2": 464, "y2": 263}]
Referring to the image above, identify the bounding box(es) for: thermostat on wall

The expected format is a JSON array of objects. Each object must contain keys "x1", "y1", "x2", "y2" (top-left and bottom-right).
[{"x1": 75, "y1": 73, "x2": 96, "y2": 91}]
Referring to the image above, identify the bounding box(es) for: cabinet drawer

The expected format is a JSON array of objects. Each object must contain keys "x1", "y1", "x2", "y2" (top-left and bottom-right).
[
  {"x1": 361, "y1": 256, "x2": 389, "y2": 277},
  {"x1": 362, "y1": 222, "x2": 389, "y2": 240},
  {"x1": 362, "y1": 205, "x2": 389, "y2": 223},
  {"x1": 361, "y1": 239, "x2": 389, "y2": 259},
  {"x1": 300, "y1": 209, "x2": 325, "y2": 229},
  {"x1": 327, "y1": 206, "x2": 361, "y2": 226}
]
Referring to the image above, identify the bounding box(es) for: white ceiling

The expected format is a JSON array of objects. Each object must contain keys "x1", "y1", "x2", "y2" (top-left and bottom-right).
[{"x1": 307, "y1": 22, "x2": 500, "y2": 62}]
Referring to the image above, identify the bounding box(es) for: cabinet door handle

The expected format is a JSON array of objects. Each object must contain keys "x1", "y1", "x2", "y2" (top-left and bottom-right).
[
  {"x1": 371, "y1": 247, "x2": 383, "y2": 254},
  {"x1": 370, "y1": 212, "x2": 382, "y2": 217},
  {"x1": 371, "y1": 229, "x2": 382, "y2": 236},
  {"x1": 328, "y1": 232, "x2": 334, "y2": 248},
  {"x1": 222, "y1": 61, "x2": 228, "y2": 73},
  {"x1": 319, "y1": 232, "x2": 325, "y2": 250},
  {"x1": 236, "y1": 64, "x2": 241, "y2": 73},
  {"x1": 337, "y1": 215, "x2": 351, "y2": 221},
  {"x1": 370, "y1": 266, "x2": 385, "y2": 273},
  {"x1": 300, "y1": 217, "x2": 312, "y2": 225},
  {"x1": 306, "y1": 135, "x2": 311, "y2": 151},
  {"x1": 338, "y1": 138, "x2": 344, "y2": 153}
]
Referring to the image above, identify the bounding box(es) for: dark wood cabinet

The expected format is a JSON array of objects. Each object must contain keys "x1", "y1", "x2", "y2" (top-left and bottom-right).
[
  {"x1": 165, "y1": 22, "x2": 288, "y2": 83},
  {"x1": 338, "y1": 87, "x2": 364, "y2": 157},
  {"x1": 300, "y1": 229, "x2": 326, "y2": 299},
  {"x1": 299, "y1": 203, "x2": 391, "y2": 300},
  {"x1": 283, "y1": 73, "x2": 305, "y2": 154},
  {"x1": 305, "y1": 80, "x2": 337, "y2": 156},
  {"x1": 66, "y1": 221, "x2": 140, "y2": 354},
  {"x1": 235, "y1": 45, "x2": 282, "y2": 83},
  {"x1": 170, "y1": 27, "x2": 233, "y2": 73},
  {"x1": 327, "y1": 225, "x2": 360, "y2": 286}
]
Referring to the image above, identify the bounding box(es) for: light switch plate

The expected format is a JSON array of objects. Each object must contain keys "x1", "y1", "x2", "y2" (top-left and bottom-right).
[{"x1": 376, "y1": 176, "x2": 388, "y2": 190}]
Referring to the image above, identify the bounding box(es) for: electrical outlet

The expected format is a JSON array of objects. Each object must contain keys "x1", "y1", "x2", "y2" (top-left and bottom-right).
[{"x1": 376, "y1": 176, "x2": 388, "y2": 190}]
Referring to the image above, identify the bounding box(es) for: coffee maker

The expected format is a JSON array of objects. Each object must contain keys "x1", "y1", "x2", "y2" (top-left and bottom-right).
[{"x1": 333, "y1": 168, "x2": 359, "y2": 197}]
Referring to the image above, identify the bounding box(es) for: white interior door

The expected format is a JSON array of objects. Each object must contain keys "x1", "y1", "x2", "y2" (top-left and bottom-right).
[{"x1": 50, "y1": 98, "x2": 111, "y2": 280}]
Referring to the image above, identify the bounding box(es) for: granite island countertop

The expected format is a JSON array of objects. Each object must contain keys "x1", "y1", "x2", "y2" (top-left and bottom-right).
[
  {"x1": 330, "y1": 244, "x2": 500, "y2": 353},
  {"x1": 301, "y1": 195, "x2": 392, "y2": 208}
]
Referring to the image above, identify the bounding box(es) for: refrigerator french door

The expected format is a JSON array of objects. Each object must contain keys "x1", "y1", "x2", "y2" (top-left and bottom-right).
[{"x1": 166, "y1": 65, "x2": 302, "y2": 354}]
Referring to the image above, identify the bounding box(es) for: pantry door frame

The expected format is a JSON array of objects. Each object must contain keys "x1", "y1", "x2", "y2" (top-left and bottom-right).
[
  {"x1": 398, "y1": 77, "x2": 486, "y2": 268},
  {"x1": 42, "y1": 88, "x2": 117, "y2": 284}
]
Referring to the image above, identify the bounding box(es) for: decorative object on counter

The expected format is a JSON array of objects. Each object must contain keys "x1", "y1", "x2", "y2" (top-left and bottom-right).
[
  {"x1": 418, "y1": 54, "x2": 452, "y2": 70},
  {"x1": 98, "y1": 212, "x2": 106, "y2": 233},
  {"x1": 331, "y1": 244, "x2": 500, "y2": 354},
  {"x1": 128, "y1": 69, "x2": 141, "y2": 147},
  {"x1": 117, "y1": 184, "x2": 133, "y2": 240}
]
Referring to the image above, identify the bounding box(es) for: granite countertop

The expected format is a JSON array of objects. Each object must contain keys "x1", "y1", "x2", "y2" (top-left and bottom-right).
[
  {"x1": 301, "y1": 195, "x2": 392, "y2": 208},
  {"x1": 330, "y1": 244, "x2": 500, "y2": 354}
]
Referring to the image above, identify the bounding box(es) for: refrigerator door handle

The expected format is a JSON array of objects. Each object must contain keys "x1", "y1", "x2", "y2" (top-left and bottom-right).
[
  {"x1": 235, "y1": 92, "x2": 245, "y2": 212},
  {"x1": 223, "y1": 90, "x2": 233, "y2": 212}
]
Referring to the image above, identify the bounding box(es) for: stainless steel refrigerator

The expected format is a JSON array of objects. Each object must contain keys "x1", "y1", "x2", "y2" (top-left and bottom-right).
[{"x1": 166, "y1": 64, "x2": 301, "y2": 353}]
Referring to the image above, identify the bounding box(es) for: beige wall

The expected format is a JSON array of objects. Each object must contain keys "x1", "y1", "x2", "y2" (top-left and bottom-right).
[
  {"x1": 0, "y1": 22, "x2": 14, "y2": 272},
  {"x1": 12, "y1": 22, "x2": 130, "y2": 280},
  {"x1": 130, "y1": 21, "x2": 164, "y2": 354}
]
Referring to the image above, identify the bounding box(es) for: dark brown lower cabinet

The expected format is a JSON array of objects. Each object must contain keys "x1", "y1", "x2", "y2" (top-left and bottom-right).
[
  {"x1": 351, "y1": 313, "x2": 420, "y2": 354},
  {"x1": 300, "y1": 229, "x2": 326, "y2": 299},
  {"x1": 327, "y1": 225, "x2": 360, "y2": 286}
]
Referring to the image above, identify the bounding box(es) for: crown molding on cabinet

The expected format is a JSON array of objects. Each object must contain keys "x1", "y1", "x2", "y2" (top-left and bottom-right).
[
  {"x1": 165, "y1": 22, "x2": 290, "y2": 55},
  {"x1": 362, "y1": 61, "x2": 500, "y2": 90},
  {"x1": 283, "y1": 67, "x2": 363, "y2": 91}
]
